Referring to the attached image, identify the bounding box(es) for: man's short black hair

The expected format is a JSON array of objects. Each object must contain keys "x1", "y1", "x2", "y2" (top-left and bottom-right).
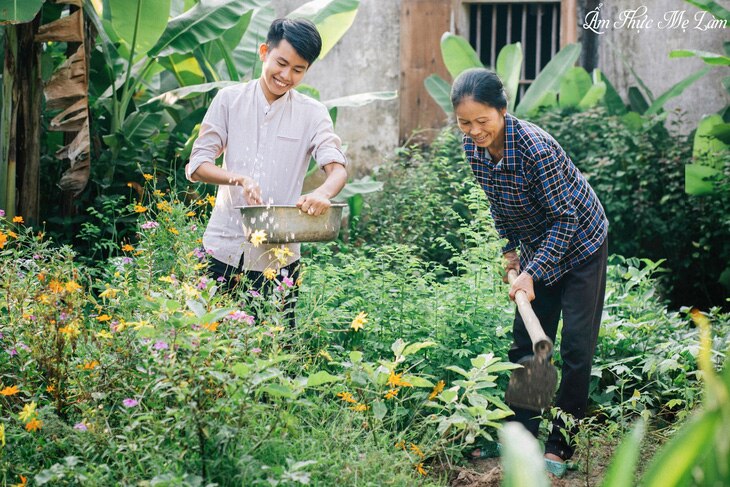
[{"x1": 266, "y1": 18, "x2": 322, "y2": 66}]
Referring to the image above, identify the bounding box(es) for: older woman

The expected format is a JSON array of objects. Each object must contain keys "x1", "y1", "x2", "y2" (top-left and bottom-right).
[{"x1": 451, "y1": 68, "x2": 608, "y2": 477}]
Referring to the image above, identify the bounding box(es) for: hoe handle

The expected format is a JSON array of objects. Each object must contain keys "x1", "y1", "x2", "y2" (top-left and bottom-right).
[{"x1": 507, "y1": 270, "x2": 553, "y2": 357}]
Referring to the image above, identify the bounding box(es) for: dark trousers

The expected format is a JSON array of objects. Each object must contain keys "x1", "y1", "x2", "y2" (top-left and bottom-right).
[
  {"x1": 508, "y1": 239, "x2": 608, "y2": 460},
  {"x1": 207, "y1": 256, "x2": 300, "y2": 327}
]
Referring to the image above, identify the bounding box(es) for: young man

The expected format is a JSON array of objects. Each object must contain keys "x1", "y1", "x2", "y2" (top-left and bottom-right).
[{"x1": 185, "y1": 18, "x2": 348, "y2": 317}]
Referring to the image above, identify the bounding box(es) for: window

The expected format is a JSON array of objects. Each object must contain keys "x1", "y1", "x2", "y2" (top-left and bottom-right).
[{"x1": 467, "y1": 1, "x2": 562, "y2": 102}]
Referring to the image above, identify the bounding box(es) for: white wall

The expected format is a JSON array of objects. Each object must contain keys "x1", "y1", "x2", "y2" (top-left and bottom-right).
[
  {"x1": 594, "y1": 0, "x2": 729, "y2": 130},
  {"x1": 275, "y1": 0, "x2": 402, "y2": 175}
]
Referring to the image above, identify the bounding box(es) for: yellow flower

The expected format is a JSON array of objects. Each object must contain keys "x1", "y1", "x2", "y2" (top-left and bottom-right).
[
  {"x1": 157, "y1": 201, "x2": 173, "y2": 213},
  {"x1": 0, "y1": 422, "x2": 5, "y2": 447},
  {"x1": 395, "y1": 440, "x2": 406, "y2": 450},
  {"x1": 7, "y1": 231, "x2": 16, "y2": 238},
  {"x1": 185, "y1": 211, "x2": 196, "y2": 217},
  {"x1": 387, "y1": 371, "x2": 412, "y2": 388},
  {"x1": 409, "y1": 443, "x2": 425, "y2": 458},
  {"x1": 96, "y1": 314, "x2": 112, "y2": 322},
  {"x1": 153, "y1": 189, "x2": 164, "y2": 197},
  {"x1": 129, "y1": 320, "x2": 152, "y2": 331},
  {"x1": 0, "y1": 385, "x2": 20, "y2": 396},
  {"x1": 96, "y1": 330, "x2": 113, "y2": 340},
  {"x1": 169, "y1": 227, "x2": 179, "y2": 235},
  {"x1": 319, "y1": 349, "x2": 333, "y2": 362},
  {"x1": 133, "y1": 205, "x2": 147, "y2": 213},
  {"x1": 121, "y1": 244, "x2": 134, "y2": 252},
  {"x1": 143, "y1": 173, "x2": 154, "y2": 181},
  {"x1": 18, "y1": 402, "x2": 37, "y2": 422},
  {"x1": 25, "y1": 418, "x2": 42, "y2": 432},
  {"x1": 384, "y1": 388, "x2": 399, "y2": 400},
  {"x1": 59, "y1": 322, "x2": 80, "y2": 337},
  {"x1": 350, "y1": 311, "x2": 368, "y2": 332},
  {"x1": 414, "y1": 463, "x2": 427, "y2": 476},
  {"x1": 99, "y1": 287, "x2": 119, "y2": 299},
  {"x1": 336, "y1": 391, "x2": 357, "y2": 403},
  {"x1": 250, "y1": 230, "x2": 267, "y2": 247},
  {"x1": 350, "y1": 403, "x2": 367, "y2": 412},
  {"x1": 12, "y1": 216, "x2": 23, "y2": 224},
  {"x1": 263, "y1": 268, "x2": 277, "y2": 280},
  {"x1": 46, "y1": 384, "x2": 55, "y2": 393},
  {"x1": 272, "y1": 246, "x2": 294, "y2": 265},
  {"x1": 428, "y1": 380, "x2": 445, "y2": 400},
  {"x1": 206, "y1": 195, "x2": 216, "y2": 206},
  {"x1": 49, "y1": 279, "x2": 64, "y2": 294},
  {"x1": 65, "y1": 280, "x2": 82, "y2": 293}
]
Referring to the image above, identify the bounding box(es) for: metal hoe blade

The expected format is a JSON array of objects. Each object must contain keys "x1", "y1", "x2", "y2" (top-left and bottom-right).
[{"x1": 505, "y1": 351, "x2": 558, "y2": 412}]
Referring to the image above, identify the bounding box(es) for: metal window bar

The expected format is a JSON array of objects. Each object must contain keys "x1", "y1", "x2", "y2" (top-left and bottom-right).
[{"x1": 468, "y1": 2, "x2": 560, "y2": 103}]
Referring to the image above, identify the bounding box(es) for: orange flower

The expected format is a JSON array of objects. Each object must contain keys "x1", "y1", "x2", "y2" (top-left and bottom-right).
[
  {"x1": 25, "y1": 418, "x2": 42, "y2": 432},
  {"x1": 414, "y1": 463, "x2": 427, "y2": 476},
  {"x1": 409, "y1": 443, "x2": 425, "y2": 458},
  {"x1": 49, "y1": 279, "x2": 64, "y2": 294},
  {"x1": 82, "y1": 360, "x2": 100, "y2": 370},
  {"x1": 96, "y1": 314, "x2": 112, "y2": 322},
  {"x1": 65, "y1": 281, "x2": 82, "y2": 293},
  {"x1": 387, "y1": 371, "x2": 412, "y2": 388},
  {"x1": 12, "y1": 216, "x2": 23, "y2": 224},
  {"x1": 0, "y1": 232, "x2": 6, "y2": 249},
  {"x1": 0, "y1": 385, "x2": 20, "y2": 396},
  {"x1": 37, "y1": 272, "x2": 46, "y2": 282},
  {"x1": 202, "y1": 322, "x2": 219, "y2": 332},
  {"x1": 121, "y1": 244, "x2": 134, "y2": 252},
  {"x1": 15, "y1": 475, "x2": 27, "y2": 487},
  {"x1": 46, "y1": 384, "x2": 55, "y2": 393},
  {"x1": 384, "y1": 388, "x2": 399, "y2": 400},
  {"x1": 336, "y1": 391, "x2": 357, "y2": 403},
  {"x1": 428, "y1": 380, "x2": 445, "y2": 400},
  {"x1": 349, "y1": 403, "x2": 367, "y2": 412}
]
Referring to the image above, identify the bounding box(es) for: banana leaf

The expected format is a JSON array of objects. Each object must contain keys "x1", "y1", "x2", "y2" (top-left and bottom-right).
[
  {"x1": 440, "y1": 32, "x2": 483, "y2": 79},
  {"x1": 424, "y1": 74, "x2": 453, "y2": 116},
  {"x1": 515, "y1": 43, "x2": 580, "y2": 117},
  {"x1": 670, "y1": 49, "x2": 730, "y2": 66},
  {"x1": 559, "y1": 66, "x2": 592, "y2": 109},
  {"x1": 496, "y1": 42, "x2": 522, "y2": 112},
  {"x1": 109, "y1": 0, "x2": 170, "y2": 61},
  {"x1": 645, "y1": 67, "x2": 711, "y2": 115},
  {"x1": 0, "y1": 0, "x2": 43, "y2": 23},
  {"x1": 288, "y1": 0, "x2": 360, "y2": 60},
  {"x1": 148, "y1": 0, "x2": 259, "y2": 58}
]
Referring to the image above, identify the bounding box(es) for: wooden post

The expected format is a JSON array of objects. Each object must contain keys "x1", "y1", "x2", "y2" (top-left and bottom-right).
[
  {"x1": 561, "y1": 0, "x2": 578, "y2": 47},
  {"x1": 1, "y1": 26, "x2": 19, "y2": 219},
  {"x1": 399, "y1": 0, "x2": 452, "y2": 144}
]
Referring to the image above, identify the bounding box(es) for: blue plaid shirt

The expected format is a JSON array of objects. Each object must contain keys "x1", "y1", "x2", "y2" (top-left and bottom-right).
[{"x1": 464, "y1": 114, "x2": 608, "y2": 286}]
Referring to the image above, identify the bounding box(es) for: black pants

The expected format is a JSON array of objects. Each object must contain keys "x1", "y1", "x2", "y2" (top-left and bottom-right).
[
  {"x1": 508, "y1": 239, "x2": 608, "y2": 460},
  {"x1": 207, "y1": 255, "x2": 301, "y2": 328}
]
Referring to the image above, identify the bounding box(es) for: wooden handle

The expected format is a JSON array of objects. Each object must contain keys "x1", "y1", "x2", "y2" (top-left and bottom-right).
[{"x1": 507, "y1": 270, "x2": 553, "y2": 356}]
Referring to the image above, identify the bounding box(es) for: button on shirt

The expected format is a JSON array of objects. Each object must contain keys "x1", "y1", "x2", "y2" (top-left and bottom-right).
[
  {"x1": 463, "y1": 114, "x2": 608, "y2": 286},
  {"x1": 187, "y1": 80, "x2": 347, "y2": 272}
]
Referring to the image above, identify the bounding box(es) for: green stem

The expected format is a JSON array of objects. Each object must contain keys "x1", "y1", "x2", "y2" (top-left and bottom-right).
[
  {"x1": 117, "y1": 0, "x2": 144, "y2": 131},
  {"x1": 215, "y1": 38, "x2": 239, "y2": 82}
]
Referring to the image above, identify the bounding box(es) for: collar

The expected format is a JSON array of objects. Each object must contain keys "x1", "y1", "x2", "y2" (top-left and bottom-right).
[{"x1": 256, "y1": 79, "x2": 292, "y2": 112}]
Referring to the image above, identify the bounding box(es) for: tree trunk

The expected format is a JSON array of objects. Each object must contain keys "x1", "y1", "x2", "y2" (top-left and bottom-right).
[
  {"x1": 1, "y1": 26, "x2": 18, "y2": 219},
  {"x1": 16, "y1": 14, "x2": 43, "y2": 225}
]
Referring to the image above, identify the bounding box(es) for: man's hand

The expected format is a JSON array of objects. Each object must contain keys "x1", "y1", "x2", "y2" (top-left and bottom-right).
[
  {"x1": 509, "y1": 271, "x2": 535, "y2": 302},
  {"x1": 236, "y1": 175, "x2": 262, "y2": 205},
  {"x1": 296, "y1": 192, "x2": 331, "y2": 216},
  {"x1": 503, "y1": 250, "x2": 520, "y2": 283}
]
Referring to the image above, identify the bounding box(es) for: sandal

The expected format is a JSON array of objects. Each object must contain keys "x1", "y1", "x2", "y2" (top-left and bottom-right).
[{"x1": 544, "y1": 458, "x2": 567, "y2": 478}]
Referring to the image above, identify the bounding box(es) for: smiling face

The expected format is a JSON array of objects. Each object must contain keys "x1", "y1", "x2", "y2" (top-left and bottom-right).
[
  {"x1": 454, "y1": 97, "x2": 507, "y2": 150},
  {"x1": 258, "y1": 39, "x2": 309, "y2": 103}
]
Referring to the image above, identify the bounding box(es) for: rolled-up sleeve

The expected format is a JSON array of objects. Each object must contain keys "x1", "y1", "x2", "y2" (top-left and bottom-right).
[
  {"x1": 187, "y1": 91, "x2": 229, "y2": 181},
  {"x1": 310, "y1": 106, "x2": 347, "y2": 168}
]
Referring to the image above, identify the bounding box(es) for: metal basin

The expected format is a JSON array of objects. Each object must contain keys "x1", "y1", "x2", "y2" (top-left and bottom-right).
[{"x1": 237, "y1": 204, "x2": 346, "y2": 243}]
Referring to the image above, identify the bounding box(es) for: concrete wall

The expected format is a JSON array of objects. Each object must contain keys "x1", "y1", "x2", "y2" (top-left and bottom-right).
[
  {"x1": 593, "y1": 0, "x2": 728, "y2": 130},
  {"x1": 275, "y1": 0, "x2": 401, "y2": 176}
]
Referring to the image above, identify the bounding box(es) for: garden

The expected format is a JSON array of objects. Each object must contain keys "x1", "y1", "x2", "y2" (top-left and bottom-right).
[{"x1": 1, "y1": 1, "x2": 729, "y2": 486}]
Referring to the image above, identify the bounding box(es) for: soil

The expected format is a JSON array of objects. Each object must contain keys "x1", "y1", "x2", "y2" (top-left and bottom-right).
[{"x1": 448, "y1": 441, "x2": 618, "y2": 487}]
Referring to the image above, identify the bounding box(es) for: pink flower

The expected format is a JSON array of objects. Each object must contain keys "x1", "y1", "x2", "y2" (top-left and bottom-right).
[
  {"x1": 251, "y1": 348, "x2": 262, "y2": 354},
  {"x1": 74, "y1": 422, "x2": 88, "y2": 431},
  {"x1": 140, "y1": 221, "x2": 159, "y2": 230},
  {"x1": 0, "y1": 209, "x2": 4, "y2": 217},
  {"x1": 227, "y1": 310, "x2": 255, "y2": 325},
  {"x1": 282, "y1": 277, "x2": 294, "y2": 288},
  {"x1": 153, "y1": 341, "x2": 168, "y2": 350},
  {"x1": 122, "y1": 398, "x2": 139, "y2": 408}
]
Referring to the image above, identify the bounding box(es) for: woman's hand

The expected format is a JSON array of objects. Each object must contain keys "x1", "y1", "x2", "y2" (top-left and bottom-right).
[
  {"x1": 509, "y1": 271, "x2": 535, "y2": 302},
  {"x1": 503, "y1": 250, "x2": 520, "y2": 283},
  {"x1": 296, "y1": 191, "x2": 331, "y2": 216}
]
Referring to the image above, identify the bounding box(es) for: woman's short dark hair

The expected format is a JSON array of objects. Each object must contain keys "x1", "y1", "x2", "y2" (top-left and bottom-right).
[
  {"x1": 451, "y1": 68, "x2": 508, "y2": 110},
  {"x1": 266, "y1": 18, "x2": 322, "y2": 66}
]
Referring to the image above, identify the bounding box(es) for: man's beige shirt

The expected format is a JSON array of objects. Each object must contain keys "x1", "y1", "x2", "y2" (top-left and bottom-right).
[{"x1": 187, "y1": 80, "x2": 347, "y2": 272}]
